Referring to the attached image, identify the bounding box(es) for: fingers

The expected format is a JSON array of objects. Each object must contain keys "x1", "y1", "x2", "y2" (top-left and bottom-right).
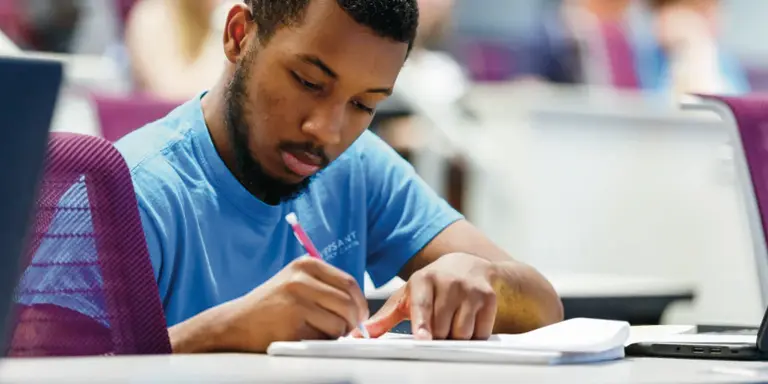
[
  {"x1": 356, "y1": 295, "x2": 408, "y2": 338},
  {"x1": 449, "y1": 302, "x2": 478, "y2": 340},
  {"x1": 449, "y1": 286, "x2": 497, "y2": 340},
  {"x1": 410, "y1": 271, "x2": 497, "y2": 341},
  {"x1": 302, "y1": 299, "x2": 351, "y2": 339},
  {"x1": 291, "y1": 257, "x2": 369, "y2": 322},
  {"x1": 286, "y1": 270, "x2": 360, "y2": 332},
  {"x1": 473, "y1": 295, "x2": 497, "y2": 340},
  {"x1": 431, "y1": 280, "x2": 460, "y2": 340},
  {"x1": 407, "y1": 277, "x2": 435, "y2": 340}
]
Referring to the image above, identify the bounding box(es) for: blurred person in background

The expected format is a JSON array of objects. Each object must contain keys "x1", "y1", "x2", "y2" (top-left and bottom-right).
[
  {"x1": 400, "y1": 0, "x2": 465, "y2": 102},
  {"x1": 377, "y1": 0, "x2": 462, "y2": 144},
  {"x1": 643, "y1": 0, "x2": 749, "y2": 97},
  {"x1": 413, "y1": 0, "x2": 454, "y2": 50},
  {"x1": 524, "y1": 0, "x2": 640, "y2": 89},
  {"x1": 16, "y1": 0, "x2": 119, "y2": 54},
  {"x1": 22, "y1": 0, "x2": 81, "y2": 53},
  {"x1": 70, "y1": 0, "x2": 122, "y2": 55},
  {"x1": 125, "y1": 0, "x2": 228, "y2": 100}
]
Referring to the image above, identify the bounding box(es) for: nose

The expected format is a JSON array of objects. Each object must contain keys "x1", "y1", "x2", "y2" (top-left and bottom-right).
[{"x1": 301, "y1": 103, "x2": 345, "y2": 146}]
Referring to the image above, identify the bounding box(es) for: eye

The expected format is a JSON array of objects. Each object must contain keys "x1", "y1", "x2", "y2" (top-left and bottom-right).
[
  {"x1": 291, "y1": 71, "x2": 323, "y2": 92},
  {"x1": 352, "y1": 100, "x2": 374, "y2": 115}
]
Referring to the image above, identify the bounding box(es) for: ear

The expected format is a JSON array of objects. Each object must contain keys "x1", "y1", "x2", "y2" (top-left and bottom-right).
[{"x1": 223, "y1": 4, "x2": 256, "y2": 64}]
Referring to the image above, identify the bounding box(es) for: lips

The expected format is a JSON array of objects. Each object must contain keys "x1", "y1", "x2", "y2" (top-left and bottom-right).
[{"x1": 281, "y1": 150, "x2": 322, "y2": 177}]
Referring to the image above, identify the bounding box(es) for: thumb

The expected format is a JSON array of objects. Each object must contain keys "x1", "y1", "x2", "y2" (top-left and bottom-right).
[{"x1": 359, "y1": 296, "x2": 409, "y2": 338}]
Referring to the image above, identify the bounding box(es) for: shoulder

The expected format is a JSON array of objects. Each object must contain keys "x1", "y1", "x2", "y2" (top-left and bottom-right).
[
  {"x1": 347, "y1": 130, "x2": 402, "y2": 165},
  {"x1": 341, "y1": 130, "x2": 420, "y2": 193},
  {"x1": 115, "y1": 100, "x2": 201, "y2": 223},
  {"x1": 115, "y1": 100, "x2": 196, "y2": 170},
  {"x1": 307, "y1": 130, "x2": 409, "y2": 198}
]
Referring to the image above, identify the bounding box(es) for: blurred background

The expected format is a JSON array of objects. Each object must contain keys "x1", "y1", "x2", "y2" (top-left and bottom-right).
[{"x1": 2, "y1": 0, "x2": 767, "y2": 329}]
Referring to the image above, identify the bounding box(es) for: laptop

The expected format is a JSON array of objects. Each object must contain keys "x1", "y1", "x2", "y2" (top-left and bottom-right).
[
  {"x1": 0, "y1": 56, "x2": 63, "y2": 353},
  {"x1": 625, "y1": 95, "x2": 768, "y2": 360}
]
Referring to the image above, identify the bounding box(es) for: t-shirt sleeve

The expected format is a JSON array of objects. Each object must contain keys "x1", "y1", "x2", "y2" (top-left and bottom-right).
[{"x1": 361, "y1": 131, "x2": 464, "y2": 287}]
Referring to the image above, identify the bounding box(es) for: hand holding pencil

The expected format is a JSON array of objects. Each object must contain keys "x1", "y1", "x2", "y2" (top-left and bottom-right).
[
  {"x1": 180, "y1": 212, "x2": 370, "y2": 353},
  {"x1": 198, "y1": 252, "x2": 369, "y2": 353},
  {"x1": 286, "y1": 213, "x2": 371, "y2": 338}
]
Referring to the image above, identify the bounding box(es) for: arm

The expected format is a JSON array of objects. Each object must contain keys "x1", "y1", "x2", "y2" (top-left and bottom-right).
[
  {"x1": 399, "y1": 220, "x2": 564, "y2": 334},
  {"x1": 357, "y1": 131, "x2": 562, "y2": 337}
]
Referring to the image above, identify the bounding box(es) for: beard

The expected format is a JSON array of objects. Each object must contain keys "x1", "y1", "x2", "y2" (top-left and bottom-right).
[{"x1": 224, "y1": 48, "x2": 316, "y2": 206}]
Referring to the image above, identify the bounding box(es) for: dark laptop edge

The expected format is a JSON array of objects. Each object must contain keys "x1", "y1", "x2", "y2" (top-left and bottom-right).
[{"x1": 0, "y1": 56, "x2": 63, "y2": 354}]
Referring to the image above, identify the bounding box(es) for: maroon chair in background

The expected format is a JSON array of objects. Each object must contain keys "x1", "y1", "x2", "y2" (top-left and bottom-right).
[
  {"x1": 0, "y1": 0, "x2": 28, "y2": 46},
  {"x1": 91, "y1": 93, "x2": 179, "y2": 142},
  {"x1": 7, "y1": 133, "x2": 171, "y2": 357},
  {"x1": 458, "y1": 40, "x2": 518, "y2": 82}
]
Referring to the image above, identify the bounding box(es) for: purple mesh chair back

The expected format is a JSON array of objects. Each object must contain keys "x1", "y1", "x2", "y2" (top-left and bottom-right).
[
  {"x1": 8, "y1": 132, "x2": 171, "y2": 357},
  {"x1": 91, "y1": 93, "x2": 179, "y2": 142}
]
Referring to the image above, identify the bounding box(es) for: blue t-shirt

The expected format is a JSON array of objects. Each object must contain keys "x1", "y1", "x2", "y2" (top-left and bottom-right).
[{"x1": 20, "y1": 94, "x2": 462, "y2": 327}]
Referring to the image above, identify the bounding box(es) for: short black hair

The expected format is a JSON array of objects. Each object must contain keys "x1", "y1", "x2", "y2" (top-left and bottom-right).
[{"x1": 244, "y1": 0, "x2": 419, "y2": 52}]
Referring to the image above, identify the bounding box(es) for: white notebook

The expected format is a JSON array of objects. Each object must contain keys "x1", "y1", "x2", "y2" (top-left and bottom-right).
[{"x1": 267, "y1": 318, "x2": 629, "y2": 365}]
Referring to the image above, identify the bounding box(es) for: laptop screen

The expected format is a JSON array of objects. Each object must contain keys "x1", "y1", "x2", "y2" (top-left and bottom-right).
[
  {"x1": 0, "y1": 57, "x2": 62, "y2": 353},
  {"x1": 700, "y1": 95, "x2": 768, "y2": 352}
]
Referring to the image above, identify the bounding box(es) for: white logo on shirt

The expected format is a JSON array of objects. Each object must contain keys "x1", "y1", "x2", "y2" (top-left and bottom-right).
[{"x1": 321, "y1": 231, "x2": 360, "y2": 260}]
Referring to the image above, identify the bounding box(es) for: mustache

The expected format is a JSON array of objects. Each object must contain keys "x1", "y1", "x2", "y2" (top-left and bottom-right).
[{"x1": 278, "y1": 142, "x2": 330, "y2": 167}]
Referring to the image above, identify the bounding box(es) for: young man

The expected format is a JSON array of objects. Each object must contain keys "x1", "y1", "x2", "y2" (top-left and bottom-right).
[{"x1": 115, "y1": 0, "x2": 563, "y2": 353}]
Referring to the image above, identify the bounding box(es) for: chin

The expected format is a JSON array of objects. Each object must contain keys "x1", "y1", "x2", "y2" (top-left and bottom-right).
[
  {"x1": 266, "y1": 162, "x2": 310, "y2": 185},
  {"x1": 281, "y1": 173, "x2": 309, "y2": 185}
]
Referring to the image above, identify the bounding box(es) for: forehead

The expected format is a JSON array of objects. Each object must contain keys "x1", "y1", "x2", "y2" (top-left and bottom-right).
[{"x1": 264, "y1": 0, "x2": 409, "y2": 85}]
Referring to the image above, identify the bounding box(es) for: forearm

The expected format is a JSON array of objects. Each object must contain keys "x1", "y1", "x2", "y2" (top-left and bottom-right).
[
  {"x1": 168, "y1": 302, "x2": 238, "y2": 353},
  {"x1": 490, "y1": 261, "x2": 564, "y2": 334},
  {"x1": 398, "y1": 220, "x2": 564, "y2": 333}
]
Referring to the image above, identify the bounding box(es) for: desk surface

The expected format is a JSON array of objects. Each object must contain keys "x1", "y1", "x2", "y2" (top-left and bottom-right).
[{"x1": 0, "y1": 354, "x2": 764, "y2": 384}]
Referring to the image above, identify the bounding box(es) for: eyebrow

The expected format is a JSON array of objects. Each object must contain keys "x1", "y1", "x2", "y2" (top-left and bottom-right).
[{"x1": 298, "y1": 54, "x2": 394, "y2": 96}]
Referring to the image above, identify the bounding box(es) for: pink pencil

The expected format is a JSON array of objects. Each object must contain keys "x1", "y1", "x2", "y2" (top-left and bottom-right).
[
  {"x1": 285, "y1": 212, "x2": 322, "y2": 259},
  {"x1": 285, "y1": 212, "x2": 370, "y2": 339}
]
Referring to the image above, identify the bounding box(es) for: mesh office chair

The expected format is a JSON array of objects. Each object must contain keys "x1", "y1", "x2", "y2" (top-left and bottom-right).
[{"x1": 7, "y1": 133, "x2": 171, "y2": 356}]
